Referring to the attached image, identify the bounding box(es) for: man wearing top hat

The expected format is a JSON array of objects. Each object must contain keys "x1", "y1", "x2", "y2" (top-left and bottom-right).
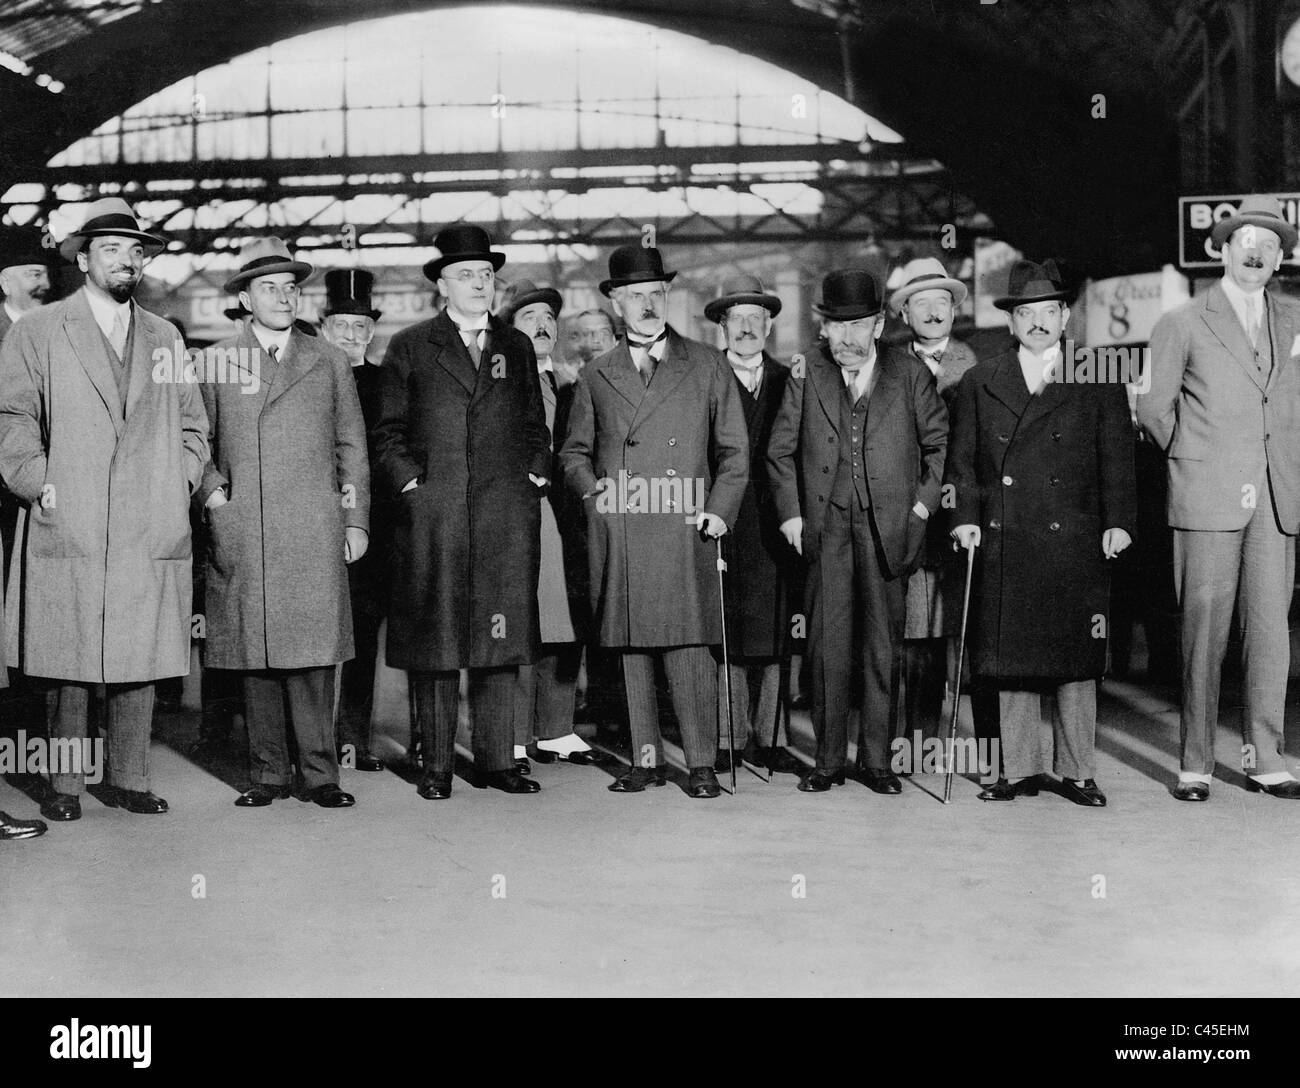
[
  {"x1": 197, "y1": 237, "x2": 369, "y2": 810},
  {"x1": 0, "y1": 197, "x2": 210, "y2": 821},
  {"x1": 372, "y1": 224, "x2": 550, "y2": 800},
  {"x1": 767, "y1": 269, "x2": 947, "y2": 794},
  {"x1": 1140, "y1": 195, "x2": 1300, "y2": 801},
  {"x1": 502, "y1": 279, "x2": 603, "y2": 773},
  {"x1": 559, "y1": 244, "x2": 749, "y2": 799},
  {"x1": 319, "y1": 269, "x2": 387, "y2": 773},
  {"x1": 947, "y1": 259, "x2": 1135, "y2": 805},
  {"x1": 704, "y1": 273, "x2": 803, "y2": 775}
]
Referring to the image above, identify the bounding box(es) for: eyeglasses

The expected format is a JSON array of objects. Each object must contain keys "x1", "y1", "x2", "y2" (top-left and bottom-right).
[
  {"x1": 254, "y1": 281, "x2": 301, "y2": 298},
  {"x1": 448, "y1": 268, "x2": 495, "y2": 284}
]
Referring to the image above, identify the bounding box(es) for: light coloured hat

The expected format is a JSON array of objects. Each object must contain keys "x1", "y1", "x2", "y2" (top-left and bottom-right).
[
  {"x1": 888, "y1": 257, "x2": 968, "y2": 316},
  {"x1": 222, "y1": 237, "x2": 314, "y2": 294},
  {"x1": 58, "y1": 197, "x2": 166, "y2": 263},
  {"x1": 1209, "y1": 194, "x2": 1299, "y2": 253}
]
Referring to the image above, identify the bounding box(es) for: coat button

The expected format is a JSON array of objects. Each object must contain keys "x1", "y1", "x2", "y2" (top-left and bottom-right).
[
  {"x1": 666, "y1": 468, "x2": 677, "y2": 477},
  {"x1": 997, "y1": 434, "x2": 1009, "y2": 443},
  {"x1": 1052, "y1": 431, "x2": 1061, "y2": 441},
  {"x1": 988, "y1": 519, "x2": 1000, "y2": 530},
  {"x1": 1002, "y1": 475, "x2": 1013, "y2": 486},
  {"x1": 1049, "y1": 476, "x2": 1060, "y2": 486},
  {"x1": 626, "y1": 438, "x2": 638, "y2": 447},
  {"x1": 828, "y1": 436, "x2": 835, "y2": 443},
  {"x1": 822, "y1": 466, "x2": 830, "y2": 473},
  {"x1": 668, "y1": 437, "x2": 677, "y2": 446},
  {"x1": 1049, "y1": 521, "x2": 1061, "y2": 532}
]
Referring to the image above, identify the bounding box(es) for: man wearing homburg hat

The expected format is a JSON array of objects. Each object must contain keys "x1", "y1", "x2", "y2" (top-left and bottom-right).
[
  {"x1": 198, "y1": 238, "x2": 369, "y2": 809},
  {"x1": 560, "y1": 244, "x2": 748, "y2": 798},
  {"x1": 767, "y1": 269, "x2": 947, "y2": 793},
  {"x1": 373, "y1": 225, "x2": 551, "y2": 800},
  {"x1": 320, "y1": 269, "x2": 387, "y2": 773},
  {"x1": 947, "y1": 259, "x2": 1135, "y2": 805},
  {"x1": 704, "y1": 273, "x2": 803, "y2": 775},
  {"x1": 888, "y1": 258, "x2": 998, "y2": 755},
  {"x1": 0, "y1": 198, "x2": 210, "y2": 821},
  {"x1": 1140, "y1": 195, "x2": 1300, "y2": 801}
]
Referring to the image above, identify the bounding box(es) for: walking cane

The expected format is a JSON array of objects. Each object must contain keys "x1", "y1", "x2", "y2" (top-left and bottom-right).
[
  {"x1": 943, "y1": 539, "x2": 978, "y2": 805},
  {"x1": 716, "y1": 535, "x2": 738, "y2": 795},
  {"x1": 766, "y1": 577, "x2": 791, "y2": 785}
]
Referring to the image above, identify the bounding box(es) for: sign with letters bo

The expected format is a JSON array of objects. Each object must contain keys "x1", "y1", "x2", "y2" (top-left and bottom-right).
[{"x1": 1179, "y1": 193, "x2": 1300, "y2": 269}]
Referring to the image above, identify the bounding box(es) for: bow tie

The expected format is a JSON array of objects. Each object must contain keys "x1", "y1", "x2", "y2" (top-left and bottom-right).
[
  {"x1": 916, "y1": 346, "x2": 944, "y2": 366},
  {"x1": 628, "y1": 331, "x2": 667, "y2": 350}
]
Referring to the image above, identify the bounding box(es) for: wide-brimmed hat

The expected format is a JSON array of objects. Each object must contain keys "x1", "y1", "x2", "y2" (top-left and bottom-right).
[
  {"x1": 599, "y1": 245, "x2": 677, "y2": 297},
  {"x1": 888, "y1": 257, "x2": 968, "y2": 316},
  {"x1": 993, "y1": 259, "x2": 1073, "y2": 311},
  {"x1": 1209, "y1": 194, "x2": 1299, "y2": 253},
  {"x1": 0, "y1": 225, "x2": 53, "y2": 271},
  {"x1": 58, "y1": 197, "x2": 166, "y2": 263},
  {"x1": 423, "y1": 224, "x2": 506, "y2": 282},
  {"x1": 322, "y1": 268, "x2": 382, "y2": 320},
  {"x1": 704, "y1": 273, "x2": 782, "y2": 323},
  {"x1": 812, "y1": 269, "x2": 884, "y2": 321},
  {"x1": 222, "y1": 237, "x2": 314, "y2": 294},
  {"x1": 501, "y1": 278, "x2": 563, "y2": 324}
]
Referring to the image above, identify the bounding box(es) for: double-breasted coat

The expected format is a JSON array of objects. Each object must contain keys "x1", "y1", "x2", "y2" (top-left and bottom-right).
[
  {"x1": 372, "y1": 309, "x2": 551, "y2": 671},
  {"x1": 0, "y1": 289, "x2": 209, "y2": 682},
  {"x1": 559, "y1": 328, "x2": 749, "y2": 648},
  {"x1": 197, "y1": 322, "x2": 370, "y2": 670},
  {"x1": 945, "y1": 349, "x2": 1137, "y2": 681}
]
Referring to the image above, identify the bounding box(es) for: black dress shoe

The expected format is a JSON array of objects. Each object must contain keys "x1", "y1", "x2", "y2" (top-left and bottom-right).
[
  {"x1": 797, "y1": 769, "x2": 845, "y2": 792},
  {"x1": 608, "y1": 766, "x2": 667, "y2": 792},
  {"x1": 1058, "y1": 777, "x2": 1107, "y2": 807},
  {"x1": 103, "y1": 789, "x2": 169, "y2": 815},
  {"x1": 0, "y1": 811, "x2": 47, "y2": 840},
  {"x1": 687, "y1": 766, "x2": 721, "y2": 798},
  {"x1": 977, "y1": 776, "x2": 1041, "y2": 801},
  {"x1": 474, "y1": 769, "x2": 541, "y2": 794},
  {"x1": 234, "y1": 784, "x2": 291, "y2": 808},
  {"x1": 859, "y1": 768, "x2": 903, "y2": 795},
  {"x1": 417, "y1": 771, "x2": 452, "y2": 800},
  {"x1": 1246, "y1": 778, "x2": 1300, "y2": 799},
  {"x1": 354, "y1": 753, "x2": 384, "y2": 772},
  {"x1": 301, "y1": 784, "x2": 355, "y2": 808},
  {"x1": 1173, "y1": 781, "x2": 1209, "y2": 802},
  {"x1": 714, "y1": 749, "x2": 737, "y2": 774},
  {"x1": 514, "y1": 756, "x2": 532, "y2": 775},
  {"x1": 39, "y1": 793, "x2": 81, "y2": 822}
]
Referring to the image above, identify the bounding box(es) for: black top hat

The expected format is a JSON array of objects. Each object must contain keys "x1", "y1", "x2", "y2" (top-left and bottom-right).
[
  {"x1": 812, "y1": 269, "x2": 884, "y2": 321},
  {"x1": 501, "y1": 279, "x2": 563, "y2": 324},
  {"x1": 993, "y1": 259, "x2": 1073, "y2": 311},
  {"x1": 599, "y1": 245, "x2": 677, "y2": 297},
  {"x1": 322, "y1": 269, "x2": 382, "y2": 320},
  {"x1": 423, "y1": 224, "x2": 506, "y2": 282},
  {"x1": 0, "y1": 226, "x2": 52, "y2": 272}
]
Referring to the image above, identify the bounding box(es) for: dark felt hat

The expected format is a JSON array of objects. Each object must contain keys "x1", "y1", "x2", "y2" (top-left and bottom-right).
[
  {"x1": 0, "y1": 225, "x2": 53, "y2": 271},
  {"x1": 599, "y1": 245, "x2": 677, "y2": 296},
  {"x1": 704, "y1": 273, "x2": 782, "y2": 323},
  {"x1": 992, "y1": 259, "x2": 1072, "y2": 311},
  {"x1": 812, "y1": 269, "x2": 884, "y2": 321},
  {"x1": 423, "y1": 224, "x2": 505, "y2": 282},
  {"x1": 501, "y1": 278, "x2": 563, "y2": 324},
  {"x1": 322, "y1": 268, "x2": 382, "y2": 320}
]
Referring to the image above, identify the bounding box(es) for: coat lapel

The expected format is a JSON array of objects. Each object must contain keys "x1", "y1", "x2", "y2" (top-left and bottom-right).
[
  {"x1": 430, "y1": 310, "x2": 477, "y2": 396},
  {"x1": 628, "y1": 329, "x2": 692, "y2": 431},
  {"x1": 865, "y1": 350, "x2": 902, "y2": 433},
  {"x1": 597, "y1": 341, "x2": 642, "y2": 409},
  {"x1": 983, "y1": 353, "x2": 1033, "y2": 419},
  {"x1": 63, "y1": 290, "x2": 124, "y2": 435},
  {"x1": 263, "y1": 327, "x2": 319, "y2": 409},
  {"x1": 124, "y1": 304, "x2": 160, "y2": 421},
  {"x1": 1265, "y1": 292, "x2": 1296, "y2": 392},
  {"x1": 1202, "y1": 284, "x2": 1266, "y2": 391},
  {"x1": 807, "y1": 348, "x2": 842, "y2": 434}
]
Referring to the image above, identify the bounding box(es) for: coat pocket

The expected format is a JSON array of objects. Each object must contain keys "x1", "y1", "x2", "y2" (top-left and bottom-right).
[{"x1": 26, "y1": 498, "x2": 82, "y2": 559}]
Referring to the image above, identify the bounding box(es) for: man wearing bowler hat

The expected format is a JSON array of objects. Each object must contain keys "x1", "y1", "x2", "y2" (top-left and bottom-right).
[
  {"x1": 0, "y1": 197, "x2": 210, "y2": 821},
  {"x1": 560, "y1": 244, "x2": 749, "y2": 799},
  {"x1": 767, "y1": 269, "x2": 947, "y2": 793},
  {"x1": 198, "y1": 237, "x2": 369, "y2": 810},
  {"x1": 1140, "y1": 195, "x2": 1300, "y2": 801},
  {"x1": 373, "y1": 225, "x2": 551, "y2": 800},
  {"x1": 320, "y1": 269, "x2": 387, "y2": 773}
]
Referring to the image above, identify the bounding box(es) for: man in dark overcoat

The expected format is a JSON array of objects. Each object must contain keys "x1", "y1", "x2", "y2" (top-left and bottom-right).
[
  {"x1": 372, "y1": 225, "x2": 551, "y2": 800},
  {"x1": 198, "y1": 238, "x2": 370, "y2": 810},
  {"x1": 560, "y1": 245, "x2": 749, "y2": 799},
  {"x1": 947, "y1": 259, "x2": 1136, "y2": 806}
]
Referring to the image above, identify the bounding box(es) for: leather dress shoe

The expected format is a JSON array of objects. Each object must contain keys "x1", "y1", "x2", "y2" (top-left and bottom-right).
[
  {"x1": 530, "y1": 744, "x2": 608, "y2": 766},
  {"x1": 417, "y1": 771, "x2": 453, "y2": 800},
  {"x1": 514, "y1": 757, "x2": 532, "y2": 775},
  {"x1": 797, "y1": 769, "x2": 845, "y2": 792},
  {"x1": 0, "y1": 811, "x2": 47, "y2": 840},
  {"x1": 103, "y1": 788, "x2": 169, "y2": 815},
  {"x1": 1173, "y1": 781, "x2": 1209, "y2": 802},
  {"x1": 474, "y1": 769, "x2": 541, "y2": 794},
  {"x1": 1058, "y1": 777, "x2": 1107, "y2": 807},
  {"x1": 859, "y1": 768, "x2": 902, "y2": 795},
  {"x1": 687, "y1": 766, "x2": 721, "y2": 798},
  {"x1": 714, "y1": 749, "x2": 738, "y2": 774},
  {"x1": 39, "y1": 793, "x2": 81, "y2": 822},
  {"x1": 1246, "y1": 778, "x2": 1300, "y2": 799},
  {"x1": 301, "y1": 784, "x2": 355, "y2": 808},
  {"x1": 758, "y1": 745, "x2": 805, "y2": 775},
  {"x1": 977, "y1": 776, "x2": 1041, "y2": 801},
  {"x1": 608, "y1": 766, "x2": 667, "y2": 792},
  {"x1": 354, "y1": 752, "x2": 384, "y2": 772},
  {"x1": 234, "y1": 783, "x2": 292, "y2": 807}
]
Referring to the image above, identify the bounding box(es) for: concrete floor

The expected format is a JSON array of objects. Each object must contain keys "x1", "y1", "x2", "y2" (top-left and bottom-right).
[{"x1": 3, "y1": 673, "x2": 1299, "y2": 997}]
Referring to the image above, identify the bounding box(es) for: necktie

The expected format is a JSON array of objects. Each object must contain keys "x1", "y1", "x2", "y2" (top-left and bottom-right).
[
  {"x1": 461, "y1": 329, "x2": 482, "y2": 368},
  {"x1": 542, "y1": 369, "x2": 557, "y2": 395},
  {"x1": 1247, "y1": 296, "x2": 1261, "y2": 349},
  {"x1": 631, "y1": 344, "x2": 657, "y2": 386},
  {"x1": 109, "y1": 309, "x2": 128, "y2": 361},
  {"x1": 267, "y1": 343, "x2": 279, "y2": 360}
]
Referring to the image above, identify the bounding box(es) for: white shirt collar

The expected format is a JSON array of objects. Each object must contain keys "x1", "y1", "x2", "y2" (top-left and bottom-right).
[
  {"x1": 82, "y1": 285, "x2": 131, "y2": 342},
  {"x1": 536, "y1": 354, "x2": 554, "y2": 374},
  {"x1": 447, "y1": 307, "x2": 489, "y2": 333},
  {"x1": 1220, "y1": 274, "x2": 1267, "y2": 337},
  {"x1": 3, "y1": 301, "x2": 24, "y2": 325},
  {"x1": 1017, "y1": 341, "x2": 1061, "y2": 394},
  {"x1": 1220, "y1": 274, "x2": 1266, "y2": 304},
  {"x1": 727, "y1": 350, "x2": 763, "y2": 370},
  {"x1": 251, "y1": 322, "x2": 292, "y2": 356}
]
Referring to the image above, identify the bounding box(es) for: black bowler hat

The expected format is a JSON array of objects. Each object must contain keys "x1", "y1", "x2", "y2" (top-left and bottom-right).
[
  {"x1": 599, "y1": 245, "x2": 677, "y2": 297},
  {"x1": 812, "y1": 269, "x2": 884, "y2": 321},
  {"x1": 423, "y1": 224, "x2": 505, "y2": 282},
  {"x1": 501, "y1": 278, "x2": 563, "y2": 324},
  {"x1": 993, "y1": 259, "x2": 1072, "y2": 311},
  {"x1": 0, "y1": 226, "x2": 52, "y2": 272},
  {"x1": 322, "y1": 268, "x2": 382, "y2": 320}
]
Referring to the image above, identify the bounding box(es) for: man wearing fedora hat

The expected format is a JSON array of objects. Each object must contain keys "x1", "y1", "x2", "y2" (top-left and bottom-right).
[
  {"x1": 0, "y1": 197, "x2": 210, "y2": 820},
  {"x1": 704, "y1": 273, "x2": 803, "y2": 775},
  {"x1": 768, "y1": 269, "x2": 946, "y2": 793},
  {"x1": 948, "y1": 259, "x2": 1135, "y2": 805},
  {"x1": 320, "y1": 268, "x2": 388, "y2": 774},
  {"x1": 373, "y1": 224, "x2": 551, "y2": 800},
  {"x1": 560, "y1": 244, "x2": 749, "y2": 799},
  {"x1": 197, "y1": 237, "x2": 369, "y2": 810},
  {"x1": 1140, "y1": 195, "x2": 1300, "y2": 801}
]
